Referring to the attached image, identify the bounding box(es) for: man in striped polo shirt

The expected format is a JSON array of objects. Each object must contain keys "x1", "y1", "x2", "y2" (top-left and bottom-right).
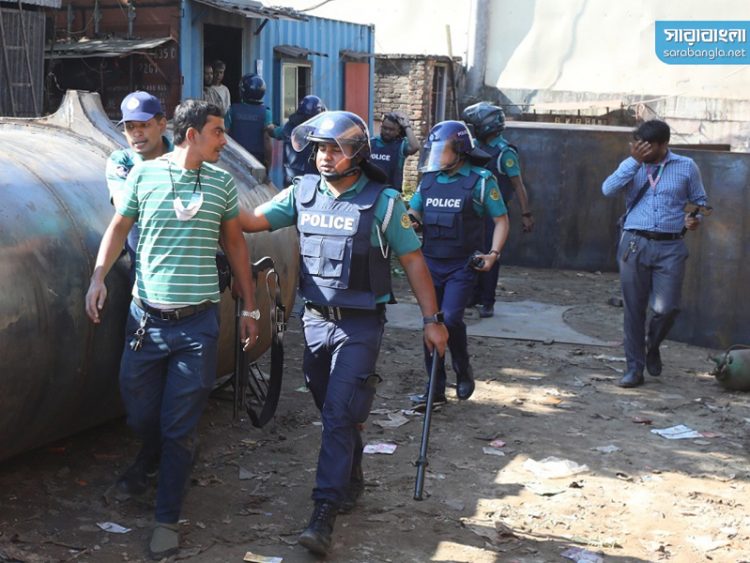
[{"x1": 86, "y1": 99, "x2": 259, "y2": 559}]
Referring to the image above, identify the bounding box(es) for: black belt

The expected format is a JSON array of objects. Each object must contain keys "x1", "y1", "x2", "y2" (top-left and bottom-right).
[
  {"x1": 627, "y1": 230, "x2": 683, "y2": 241},
  {"x1": 305, "y1": 302, "x2": 385, "y2": 321},
  {"x1": 133, "y1": 297, "x2": 215, "y2": 321}
]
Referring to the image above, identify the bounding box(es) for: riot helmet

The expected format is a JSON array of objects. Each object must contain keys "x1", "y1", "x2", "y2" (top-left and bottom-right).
[
  {"x1": 239, "y1": 73, "x2": 266, "y2": 103},
  {"x1": 291, "y1": 111, "x2": 378, "y2": 180},
  {"x1": 298, "y1": 95, "x2": 326, "y2": 117},
  {"x1": 461, "y1": 102, "x2": 506, "y2": 140},
  {"x1": 418, "y1": 120, "x2": 489, "y2": 173}
]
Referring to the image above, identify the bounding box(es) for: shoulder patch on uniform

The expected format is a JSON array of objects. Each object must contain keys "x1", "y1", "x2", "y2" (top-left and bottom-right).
[
  {"x1": 505, "y1": 157, "x2": 516, "y2": 168},
  {"x1": 489, "y1": 187, "x2": 501, "y2": 201},
  {"x1": 400, "y1": 212, "x2": 411, "y2": 229},
  {"x1": 475, "y1": 167, "x2": 493, "y2": 178}
]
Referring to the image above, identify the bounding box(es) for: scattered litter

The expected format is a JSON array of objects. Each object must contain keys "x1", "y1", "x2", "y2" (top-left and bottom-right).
[
  {"x1": 561, "y1": 546, "x2": 604, "y2": 562},
  {"x1": 489, "y1": 439, "x2": 506, "y2": 449},
  {"x1": 96, "y1": 522, "x2": 131, "y2": 534},
  {"x1": 631, "y1": 416, "x2": 653, "y2": 425},
  {"x1": 482, "y1": 447, "x2": 506, "y2": 456},
  {"x1": 239, "y1": 467, "x2": 254, "y2": 480},
  {"x1": 651, "y1": 424, "x2": 713, "y2": 440},
  {"x1": 523, "y1": 457, "x2": 589, "y2": 479},
  {"x1": 372, "y1": 412, "x2": 409, "y2": 429},
  {"x1": 363, "y1": 443, "x2": 397, "y2": 455},
  {"x1": 594, "y1": 444, "x2": 621, "y2": 454},
  {"x1": 243, "y1": 552, "x2": 283, "y2": 563},
  {"x1": 525, "y1": 482, "x2": 567, "y2": 496},
  {"x1": 312, "y1": 421, "x2": 322, "y2": 426},
  {"x1": 400, "y1": 409, "x2": 420, "y2": 416},
  {"x1": 294, "y1": 386, "x2": 309, "y2": 393},
  {"x1": 594, "y1": 354, "x2": 626, "y2": 362},
  {"x1": 688, "y1": 535, "x2": 730, "y2": 553},
  {"x1": 607, "y1": 297, "x2": 623, "y2": 307},
  {"x1": 370, "y1": 408, "x2": 393, "y2": 415},
  {"x1": 240, "y1": 438, "x2": 258, "y2": 446}
]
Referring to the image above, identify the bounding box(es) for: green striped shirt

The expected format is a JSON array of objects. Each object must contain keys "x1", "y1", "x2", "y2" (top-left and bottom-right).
[{"x1": 117, "y1": 157, "x2": 239, "y2": 305}]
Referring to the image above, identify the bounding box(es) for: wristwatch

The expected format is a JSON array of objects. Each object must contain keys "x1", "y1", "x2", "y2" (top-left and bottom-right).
[
  {"x1": 423, "y1": 311, "x2": 445, "y2": 326},
  {"x1": 241, "y1": 309, "x2": 261, "y2": 320}
]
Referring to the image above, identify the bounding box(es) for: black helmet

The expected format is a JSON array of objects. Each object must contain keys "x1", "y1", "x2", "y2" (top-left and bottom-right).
[
  {"x1": 418, "y1": 120, "x2": 488, "y2": 173},
  {"x1": 461, "y1": 102, "x2": 505, "y2": 139},
  {"x1": 239, "y1": 73, "x2": 266, "y2": 103},
  {"x1": 298, "y1": 95, "x2": 326, "y2": 117}
]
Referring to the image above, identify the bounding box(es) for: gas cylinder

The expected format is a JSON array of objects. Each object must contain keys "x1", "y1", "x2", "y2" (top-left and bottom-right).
[
  {"x1": 0, "y1": 91, "x2": 299, "y2": 462},
  {"x1": 710, "y1": 346, "x2": 750, "y2": 392}
]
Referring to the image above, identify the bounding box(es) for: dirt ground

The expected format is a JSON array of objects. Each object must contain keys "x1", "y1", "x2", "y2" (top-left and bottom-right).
[{"x1": 2, "y1": 266, "x2": 749, "y2": 563}]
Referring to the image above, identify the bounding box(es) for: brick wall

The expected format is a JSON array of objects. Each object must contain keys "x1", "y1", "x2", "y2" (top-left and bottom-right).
[{"x1": 373, "y1": 54, "x2": 462, "y2": 197}]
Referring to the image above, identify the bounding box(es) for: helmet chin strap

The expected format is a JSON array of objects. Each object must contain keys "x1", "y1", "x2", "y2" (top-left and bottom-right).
[{"x1": 317, "y1": 151, "x2": 361, "y2": 180}]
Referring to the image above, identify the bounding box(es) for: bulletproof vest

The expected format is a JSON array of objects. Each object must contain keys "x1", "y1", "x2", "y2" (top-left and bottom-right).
[
  {"x1": 420, "y1": 171, "x2": 484, "y2": 260},
  {"x1": 481, "y1": 140, "x2": 519, "y2": 204},
  {"x1": 230, "y1": 102, "x2": 266, "y2": 163},
  {"x1": 282, "y1": 119, "x2": 317, "y2": 184},
  {"x1": 295, "y1": 174, "x2": 392, "y2": 309},
  {"x1": 369, "y1": 138, "x2": 403, "y2": 192}
]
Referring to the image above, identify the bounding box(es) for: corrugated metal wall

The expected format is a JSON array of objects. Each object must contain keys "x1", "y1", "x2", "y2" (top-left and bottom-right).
[
  {"x1": 259, "y1": 15, "x2": 375, "y2": 127},
  {"x1": 499, "y1": 121, "x2": 750, "y2": 350},
  {"x1": 0, "y1": 7, "x2": 45, "y2": 117}
]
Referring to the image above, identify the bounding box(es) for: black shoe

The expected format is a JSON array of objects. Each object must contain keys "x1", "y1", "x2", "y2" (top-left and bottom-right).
[
  {"x1": 479, "y1": 305, "x2": 494, "y2": 318},
  {"x1": 456, "y1": 368, "x2": 475, "y2": 400},
  {"x1": 339, "y1": 465, "x2": 364, "y2": 514},
  {"x1": 646, "y1": 346, "x2": 662, "y2": 376},
  {"x1": 298, "y1": 501, "x2": 337, "y2": 556},
  {"x1": 618, "y1": 369, "x2": 644, "y2": 388},
  {"x1": 116, "y1": 456, "x2": 158, "y2": 496}
]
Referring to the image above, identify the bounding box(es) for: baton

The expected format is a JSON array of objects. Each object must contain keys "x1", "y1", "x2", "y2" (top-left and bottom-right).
[{"x1": 414, "y1": 351, "x2": 441, "y2": 501}]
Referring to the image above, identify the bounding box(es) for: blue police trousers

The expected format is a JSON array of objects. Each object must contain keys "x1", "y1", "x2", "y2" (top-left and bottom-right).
[
  {"x1": 119, "y1": 301, "x2": 219, "y2": 524},
  {"x1": 301, "y1": 308, "x2": 385, "y2": 506},
  {"x1": 423, "y1": 257, "x2": 477, "y2": 394},
  {"x1": 472, "y1": 214, "x2": 501, "y2": 307},
  {"x1": 618, "y1": 232, "x2": 688, "y2": 373}
]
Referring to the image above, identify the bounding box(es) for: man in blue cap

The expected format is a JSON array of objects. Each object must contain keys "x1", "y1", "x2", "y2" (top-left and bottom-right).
[{"x1": 106, "y1": 91, "x2": 173, "y2": 285}]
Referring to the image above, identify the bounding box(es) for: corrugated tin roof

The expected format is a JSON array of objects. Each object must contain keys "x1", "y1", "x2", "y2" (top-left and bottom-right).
[
  {"x1": 46, "y1": 37, "x2": 173, "y2": 59},
  {"x1": 273, "y1": 44, "x2": 327, "y2": 58},
  {"x1": 194, "y1": 0, "x2": 307, "y2": 21},
  {"x1": 13, "y1": 0, "x2": 62, "y2": 7}
]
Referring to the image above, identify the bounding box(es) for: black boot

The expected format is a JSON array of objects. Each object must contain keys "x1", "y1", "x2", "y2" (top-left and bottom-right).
[
  {"x1": 339, "y1": 465, "x2": 364, "y2": 514},
  {"x1": 456, "y1": 366, "x2": 475, "y2": 400},
  {"x1": 298, "y1": 500, "x2": 337, "y2": 556}
]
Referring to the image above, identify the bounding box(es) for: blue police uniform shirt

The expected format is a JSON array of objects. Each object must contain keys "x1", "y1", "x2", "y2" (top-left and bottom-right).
[
  {"x1": 487, "y1": 134, "x2": 521, "y2": 178},
  {"x1": 409, "y1": 162, "x2": 508, "y2": 219},
  {"x1": 602, "y1": 150, "x2": 707, "y2": 233},
  {"x1": 105, "y1": 136, "x2": 174, "y2": 203},
  {"x1": 257, "y1": 172, "x2": 422, "y2": 303}
]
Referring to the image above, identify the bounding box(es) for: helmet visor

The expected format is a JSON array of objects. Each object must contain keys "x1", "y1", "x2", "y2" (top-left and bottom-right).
[
  {"x1": 418, "y1": 140, "x2": 459, "y2": 173},
  {"x1": 291, "y1": 113, "x2": 369, "y2": 158}
]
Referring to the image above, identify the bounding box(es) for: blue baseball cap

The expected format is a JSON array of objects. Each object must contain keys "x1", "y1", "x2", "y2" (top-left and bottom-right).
[{"x1": 118, "y1": 91, "x2": 163, "y2": 124}]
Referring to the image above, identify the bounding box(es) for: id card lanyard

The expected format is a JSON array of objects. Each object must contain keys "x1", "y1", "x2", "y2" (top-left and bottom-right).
[{"x1": 647, "y1": 162, "x2": 665, "y2": 189}]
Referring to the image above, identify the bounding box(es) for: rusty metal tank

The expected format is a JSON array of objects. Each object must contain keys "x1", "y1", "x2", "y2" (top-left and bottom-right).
[{"x1": 0, "y1": 91, "x2": 299, "y2": 462}]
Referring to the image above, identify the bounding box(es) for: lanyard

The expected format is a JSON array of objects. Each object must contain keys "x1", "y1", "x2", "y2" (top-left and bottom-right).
[{"x1": 647, "y1": 162, "x2": 665, "y2": 189}]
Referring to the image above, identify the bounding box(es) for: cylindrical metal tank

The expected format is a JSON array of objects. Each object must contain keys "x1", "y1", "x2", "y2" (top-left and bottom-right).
[{"x1": 0, "y1": 91, "x2": 299, "y2": 462}]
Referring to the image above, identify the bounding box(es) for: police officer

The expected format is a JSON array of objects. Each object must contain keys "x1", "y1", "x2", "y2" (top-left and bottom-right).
[
  {"x1": 461, "y1": 102, "x2": 533, "y2": 317},
  {"x1": 408, "y1": 120, "x2": 509, "y2": 404},
  {"x1": 370, "y1": 111, "x2": 420, "y2": 192},
  {"x1": 269, "y1": 95, "x2": 326, "y2": 185},
  {"x1": 240, "y1": 111, "x2": 448, "y2": 556},
  {"x1": 227, "y1": 73, "x2": 272, "y2": 167}
]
